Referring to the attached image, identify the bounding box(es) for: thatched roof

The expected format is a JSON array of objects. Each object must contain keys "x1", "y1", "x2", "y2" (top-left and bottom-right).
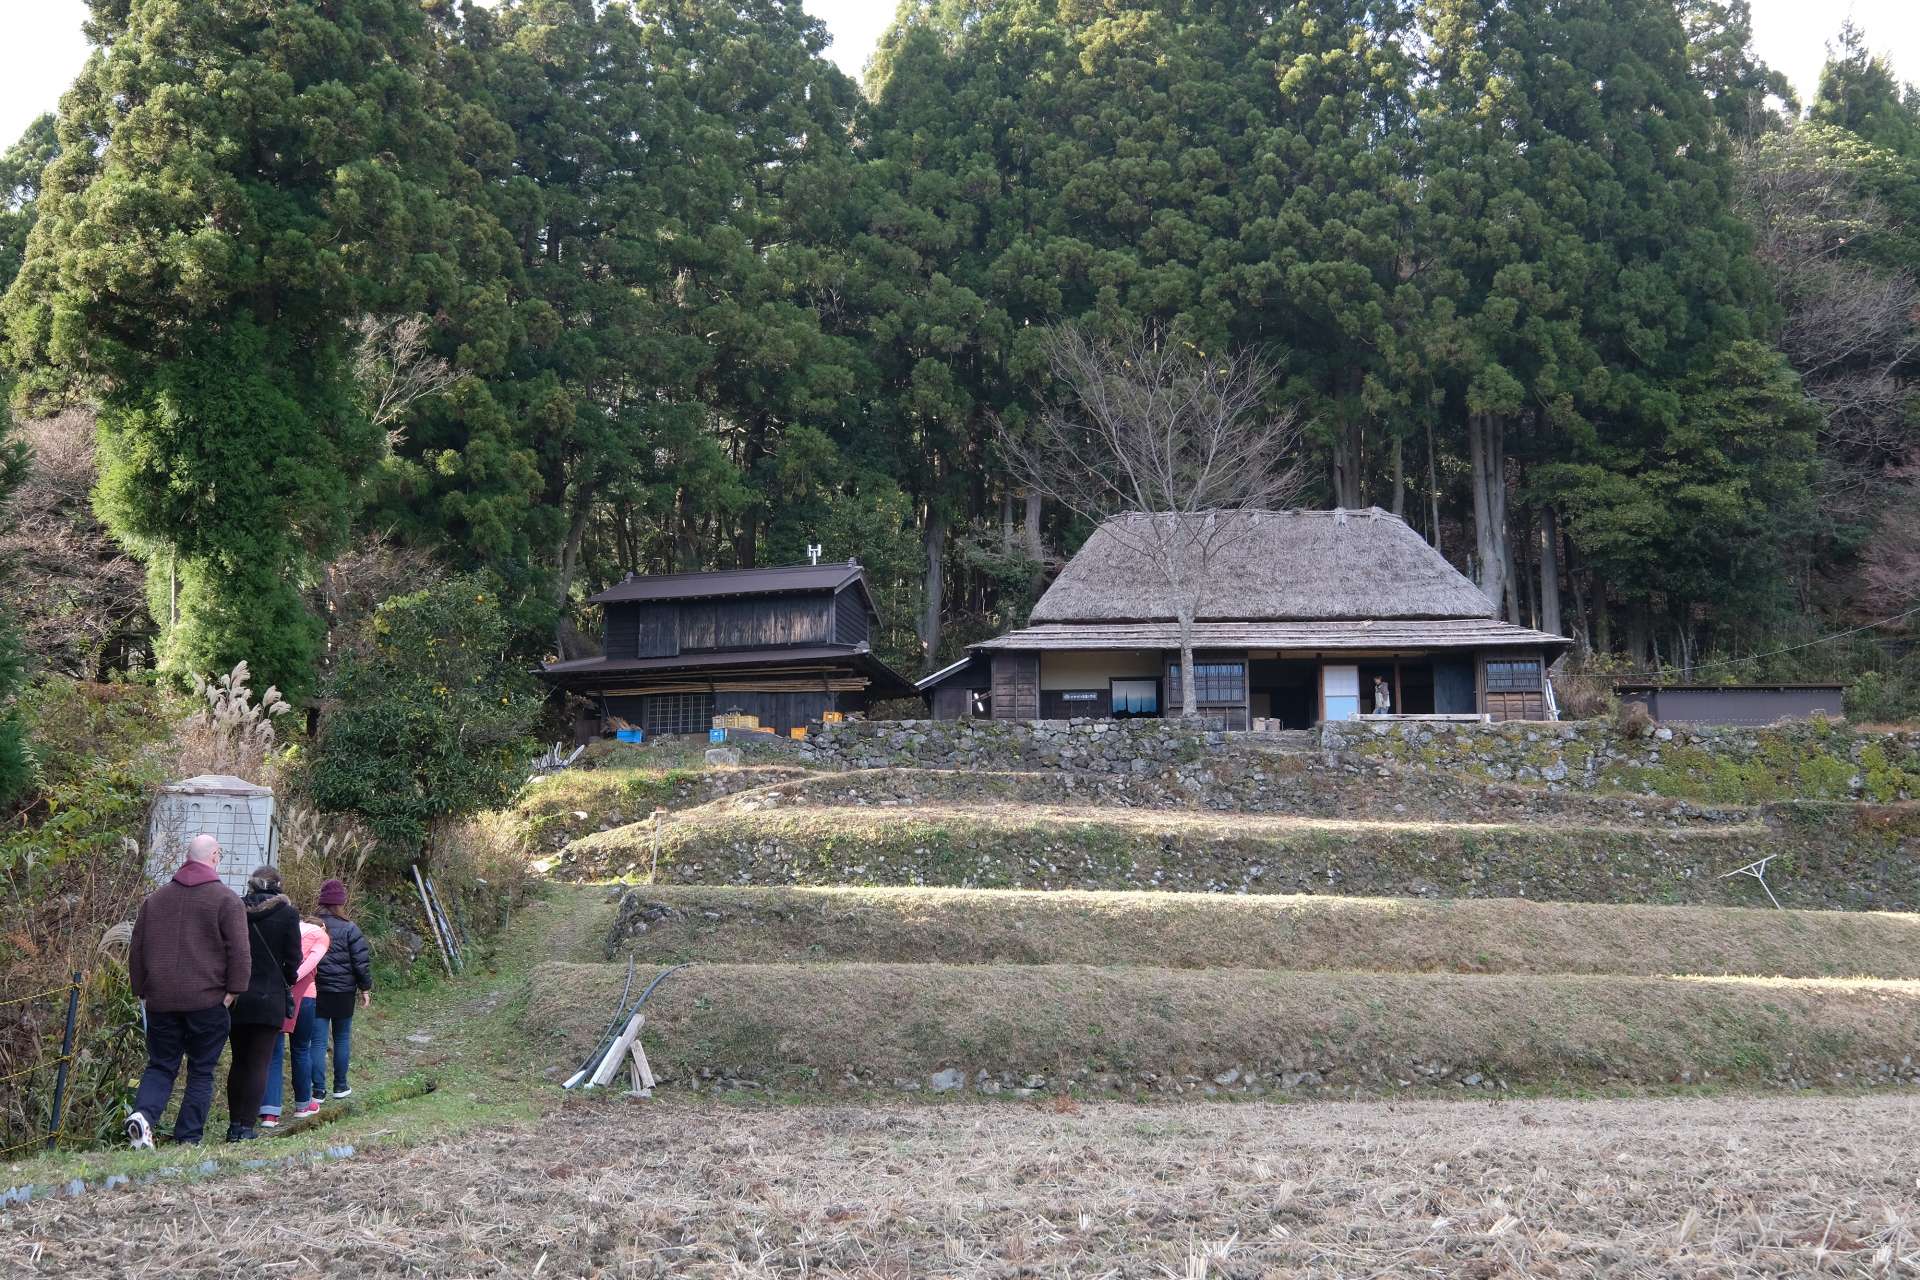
[
  {"x1": 975, "y1": 619, "x2": 1571, "y2": 654},
  {"x1": 1029, "y1": 508, "x2": 1498, "y2": 623}
]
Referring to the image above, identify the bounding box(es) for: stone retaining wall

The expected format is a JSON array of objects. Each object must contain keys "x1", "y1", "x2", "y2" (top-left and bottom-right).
[
  {"x1": 801, "y1": 717, "x2": 1222, "y2": 773},
  {"x1": 1320, "y1": 719, "x2": 1920, "y2": 802},
  {"x1": 805, "y1": 717, "x2": 1920, "y2": 805}
]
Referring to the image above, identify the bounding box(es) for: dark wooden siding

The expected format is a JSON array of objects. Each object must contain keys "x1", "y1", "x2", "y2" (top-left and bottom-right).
[
  {"x1": 1434, "y1": 659, "x2": 1477, "y2": 714},
  {"x1": 1622, "y1": 686, "x2": 1843, "y2": 726},
  {"x1": 606, "y1": 689, "x2": 852, "y2": 738},
  {"x1": 604, "y1": 605, "x2": 641, "y2": 659},
  {"x1": 932, "y1": 685, "x2": 979, "y2": 720},
  {"x1": 634, "y1": 604, "x2": 677, "y2": 658},
  {"x1": 678, "y1": 595, "x2": 832, "y2": 652},
  {"x1": 990, "y1": 653, "x2": 1039, "y2": 720},
  {"x1": 713, "y1": 690, "x2": 836, "y2": 736},
  {"x1": 833, "y1": 588, "x2": 870, "y2": 646}
]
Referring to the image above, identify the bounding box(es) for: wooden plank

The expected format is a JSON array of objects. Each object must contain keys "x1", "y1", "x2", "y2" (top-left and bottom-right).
[{"x1": 590, "y1": 1011, "x2": 645, "y2": 1089}]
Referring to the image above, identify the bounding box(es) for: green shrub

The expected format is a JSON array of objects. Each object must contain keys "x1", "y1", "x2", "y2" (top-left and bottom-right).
[{"x1": 301, "y1": 575, "x2": 538, "y2": 867}]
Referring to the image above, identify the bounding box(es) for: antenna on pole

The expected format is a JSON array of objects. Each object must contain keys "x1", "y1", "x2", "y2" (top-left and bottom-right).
[{"x1": 806, "y1": 543, "x2": 822, "y2": 566}]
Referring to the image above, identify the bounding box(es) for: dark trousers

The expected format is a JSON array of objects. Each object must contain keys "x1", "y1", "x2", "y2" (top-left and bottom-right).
[
  {"x1": 226, "y1": 1023, "x2": 280, "y2": 1131},
  {"x1": 134, "y1": 1004, "x2": 229, "y2": 1144}
]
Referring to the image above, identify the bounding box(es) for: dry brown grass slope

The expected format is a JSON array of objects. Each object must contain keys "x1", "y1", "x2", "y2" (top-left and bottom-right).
[
  {"x1": 525, "y1": 961, "x2": 1920, "y2": 1094},
  {"x1": 601, "y1": 884, "x2": 1920, "y2": 977},
  {"x1": 14, "y1": 1095, "x2": 1920, "y2": 1277}
]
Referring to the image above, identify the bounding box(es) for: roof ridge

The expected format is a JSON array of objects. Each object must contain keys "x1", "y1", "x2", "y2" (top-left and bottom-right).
[{"x1": 1101, "y1": 506, "x2": 1405, "y2": 524}]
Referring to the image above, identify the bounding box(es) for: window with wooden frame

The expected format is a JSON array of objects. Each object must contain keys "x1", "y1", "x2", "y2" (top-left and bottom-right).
[
  {"x1": 1167, "y1": 662, "x2": 1246, "y2": 706},
  {"x1": 1483, "y1": 658, "x2": 1545, "y2": 722},
  {"x1": 643, "y1": 691, "x2": 716, "y2": 736}
]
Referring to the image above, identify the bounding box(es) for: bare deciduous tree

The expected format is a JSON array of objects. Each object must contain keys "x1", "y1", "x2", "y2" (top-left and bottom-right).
[
  {"x1": 1736, "y1": 130, "x2": 1920, "y2": 520},
  {"x1": 998, "y1": 325, "x2": 1310, "y2": 717},
  {"x1": 0, "y1": 409, "x2": 151, "y2": 678},
  {"x1": 351, "y1": 314, "x2": 461, "y2": 449}
]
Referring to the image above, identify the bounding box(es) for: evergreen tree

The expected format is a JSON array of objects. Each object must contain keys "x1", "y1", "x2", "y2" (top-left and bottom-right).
[
  {"x1": 2, "y1": 0, "x2": 494, "y2": 696},
  {"x1": 1812, "y1": 22, "x2": 1920, "y2": 160},
  {"x1": 0, "y1": 407, "x2": 29, "y2": 807},
  {"x1": 0, "y1": 115, "x2": 57, "y2": 297}
]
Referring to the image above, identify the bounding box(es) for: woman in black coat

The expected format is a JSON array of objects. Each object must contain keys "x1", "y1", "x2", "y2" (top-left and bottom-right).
[
  {"x1": 312, "y1": 877, "x2": 373, "y2": 1099},
  {"x1": 230, "y1": 866, "x2": 301, "y2": 1141}
]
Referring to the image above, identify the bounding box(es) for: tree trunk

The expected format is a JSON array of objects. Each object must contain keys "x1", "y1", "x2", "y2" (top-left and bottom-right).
[
  {"x1": 1331, "y1": 419, "x2": 1364, "y2": 509},
  {"x1": 1467, "y1": 411, "x2": 1511, "y2": 619},
  {"x1": 554, "y1": 499, "x2": 593, "y2": 655},
  {"x1": 1178, "y1": 608, "x2": 1198, "y2": 719},
  {"x1": 1514, "y1": 503, "x2": 1536, "y2": 628},
  {"x1": 919, "y1": 510, "x2": 946, "y2": 661},
  {"x1": 1425, "y1": 418, "x2": 1441, "y2": 546},
  {"x1": 1538, "y1": 505, "x2": 1563, "y2": 638},
  {"x1": 1626, "y1": 601, "x2": 1651, "y2": 670},
  {"x1": 1390, "y1": 434, "x2": 1405, "y2": 517},
  {"x1": 1022, "y1": 490, "x2": 1044, "y2": 561},
  {"x1": 1591, "y1": 573, "x2": 1612, "y2": 654}
]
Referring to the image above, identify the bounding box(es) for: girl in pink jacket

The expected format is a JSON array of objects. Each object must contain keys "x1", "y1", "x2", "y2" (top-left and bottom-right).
[{"x1": 259, "y1": 920, "x2": 330, "y2": 1127}]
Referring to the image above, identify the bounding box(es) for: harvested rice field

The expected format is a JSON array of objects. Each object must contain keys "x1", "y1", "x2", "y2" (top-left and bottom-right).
[{"x1": 9, "y1": 1093, "x2": 1920, "y2": 1277}]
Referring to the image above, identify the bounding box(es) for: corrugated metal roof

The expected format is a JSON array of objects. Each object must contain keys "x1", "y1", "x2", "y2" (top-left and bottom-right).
[
  {"x1": 587, "y1": 561, "x2": 866, "y2": 605},
  {"x1": 973, "y1": 619, "x2": 1572, "y2": 653},
  {"x1": 914, "y1": 653, "x2": 986, "y2": 691}
]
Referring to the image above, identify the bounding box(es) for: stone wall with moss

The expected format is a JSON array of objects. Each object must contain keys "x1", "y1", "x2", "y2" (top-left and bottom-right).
[
  {"x1": 554, "y1": 800, "x2": 1920, "y2": 911},
  {"x1": 802, "y1": 717, "x2": 1223, "y2": 773},
  {"x1": 1319, "y1": 719, "x2": 1920, "y2": 804}
]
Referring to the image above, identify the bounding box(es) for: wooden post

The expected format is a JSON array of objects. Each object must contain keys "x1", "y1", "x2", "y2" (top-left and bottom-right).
[
  {"x1": 46, "y1": 972, "x2": 79, "y2": 1150},
  {"x1": 1392, "y1": 660, "x2": 1403, "y2": 716},
  {"x1": 413, "y1": 865, "x2": 454, "y2": 978}
]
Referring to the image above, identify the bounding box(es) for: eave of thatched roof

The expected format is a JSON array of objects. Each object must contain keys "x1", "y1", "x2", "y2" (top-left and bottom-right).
[
  {"x1": 1029, "y1": 508, "x2": 1500, "y2": 624},
  {"x1": 974, "y1": 619, "x2": 1572, "y2": 654}
]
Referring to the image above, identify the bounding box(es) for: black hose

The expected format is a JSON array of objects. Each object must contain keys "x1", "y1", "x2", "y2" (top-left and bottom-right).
[
  {"x1": 567, "y1": 962, "x2": 690, "y2": 1089},
  {"x1": 565, "y1": 954, "x2": 634, "y2": 1088}
]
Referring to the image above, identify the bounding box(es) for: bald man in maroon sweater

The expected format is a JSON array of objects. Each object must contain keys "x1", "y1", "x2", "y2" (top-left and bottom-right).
[{"x1": 125, "y1": 833, "x2": 250, "y2": 1147}]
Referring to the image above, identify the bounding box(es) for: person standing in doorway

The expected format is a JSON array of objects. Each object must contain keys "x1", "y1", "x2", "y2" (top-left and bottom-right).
[
  {"x1": 312, "y1": 879, "x2": 372, "y2": 1099},
  {"x1": 226, "y1": 867, "x2": 302, "y2": 1141},
  {"x1": 1374, "y1": 676, "x2": 1392, "y2": 715},
  {"x1": 125, "y1": 834, "x2": 249, "y2": 1148}
]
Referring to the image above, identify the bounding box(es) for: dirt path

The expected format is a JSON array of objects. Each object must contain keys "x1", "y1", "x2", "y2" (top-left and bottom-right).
[{"x1": 11, "y1": 1091, "x2": 1919, "y2": 1276}]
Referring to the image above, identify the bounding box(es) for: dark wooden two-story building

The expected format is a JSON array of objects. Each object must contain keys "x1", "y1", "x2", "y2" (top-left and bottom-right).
[{"x1": 540, "y1": 561, "x2": 916, "y2": 738}]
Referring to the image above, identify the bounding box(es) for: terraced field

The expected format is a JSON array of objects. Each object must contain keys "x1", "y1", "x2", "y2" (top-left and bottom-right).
[{"x1": 532, "y1": 757, "x2": 1920, "y2": 1103}]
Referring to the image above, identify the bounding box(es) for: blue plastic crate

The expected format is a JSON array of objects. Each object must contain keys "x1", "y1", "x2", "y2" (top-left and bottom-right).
[{"x1": 615, "y1": 728, "x2": 644, "y2": 744}]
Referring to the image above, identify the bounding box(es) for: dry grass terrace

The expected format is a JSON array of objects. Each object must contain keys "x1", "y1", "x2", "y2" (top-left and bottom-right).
[{"x1": 10, "y1": 1093, "x2": 1920, "y2": 1277}]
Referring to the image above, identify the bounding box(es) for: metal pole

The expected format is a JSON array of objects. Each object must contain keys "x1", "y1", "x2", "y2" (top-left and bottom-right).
[{"x1": 46, "y1": 971, "x2": 80, "y2": 1150}]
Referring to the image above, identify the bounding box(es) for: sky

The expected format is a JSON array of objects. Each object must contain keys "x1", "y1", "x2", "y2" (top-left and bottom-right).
[{"x1": 0, "y1": 1, "x2": 1916, "y2": 151}]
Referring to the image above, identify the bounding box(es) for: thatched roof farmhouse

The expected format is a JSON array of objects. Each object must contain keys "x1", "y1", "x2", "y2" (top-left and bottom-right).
[{"x1": 921, "y1": 508, "x2": 1570, "y2": 727}]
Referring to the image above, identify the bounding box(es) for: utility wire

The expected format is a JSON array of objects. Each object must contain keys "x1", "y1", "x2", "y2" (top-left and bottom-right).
[{"x1": 1673, "y1": 602, "x2": 1920, "y2": 680}]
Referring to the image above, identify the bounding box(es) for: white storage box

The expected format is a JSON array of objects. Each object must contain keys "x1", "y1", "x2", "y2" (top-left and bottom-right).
[{"x1": 146, "y1": 775, "x2": 278, "y2": 895}]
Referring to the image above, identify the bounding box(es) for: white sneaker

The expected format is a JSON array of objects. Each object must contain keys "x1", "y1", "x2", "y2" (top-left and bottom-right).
[
  {"x1": 330, "y1": 1087, "x2": 352, "y2": 1099},
  {"x1": 125, "y1": 1111, "x2": 154, "y2": 1150}
]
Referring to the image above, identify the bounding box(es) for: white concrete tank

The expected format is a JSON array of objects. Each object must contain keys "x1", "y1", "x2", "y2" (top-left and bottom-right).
[{"x1": 146, "y1": 775, "x2": 278, "y2": 895}]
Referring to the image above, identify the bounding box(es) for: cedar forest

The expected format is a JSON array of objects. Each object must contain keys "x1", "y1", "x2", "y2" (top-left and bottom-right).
[{"x1": 1, "y1": 0, "x2": 1919, "y2": 787}]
